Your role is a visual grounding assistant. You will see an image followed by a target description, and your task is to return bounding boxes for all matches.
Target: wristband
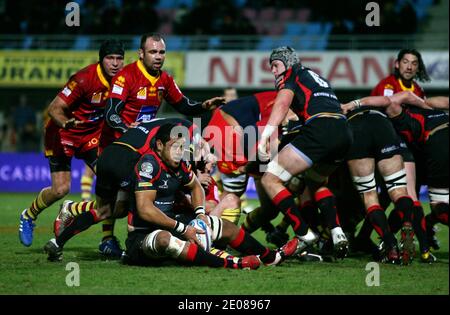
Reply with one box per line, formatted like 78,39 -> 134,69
194,206 -> 206,216
173,221 -> 187,234
352,99 -> 361,109
261,125 -> 277,140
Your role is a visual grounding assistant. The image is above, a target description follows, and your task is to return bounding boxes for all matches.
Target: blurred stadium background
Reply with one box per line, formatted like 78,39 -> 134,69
0,0 -> 448,192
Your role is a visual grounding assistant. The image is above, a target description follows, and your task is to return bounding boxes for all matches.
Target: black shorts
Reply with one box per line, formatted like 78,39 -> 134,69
425,126 -> 449,188
47,148 -> 98,173
346,110 -> 402,161
289,117 -> 352,165
95,143 -> 140,200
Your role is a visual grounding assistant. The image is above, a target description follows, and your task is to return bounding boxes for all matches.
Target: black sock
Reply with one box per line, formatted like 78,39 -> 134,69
388,209 -> 402,234
272,189 -> 309,236
412,201 -> 429,252
315,189 -> 340,229
394,196 -> 414,223
300,200 -> 320,231
356,217 -> 374,240
56,210 -> 99,247
367,205 -> 396,248
433,203 -> 449,225
229,227 -> 275,263
185,243 -> 226,268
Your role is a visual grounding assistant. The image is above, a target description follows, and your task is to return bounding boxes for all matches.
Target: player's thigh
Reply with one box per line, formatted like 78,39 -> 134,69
377,154 -> 404,176
347,158 -> 376,177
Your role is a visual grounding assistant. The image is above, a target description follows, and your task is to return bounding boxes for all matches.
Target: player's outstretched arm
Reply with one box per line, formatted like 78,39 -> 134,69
389,91 -> 430,109
425,96 -> 449,110
135,189 -> 204,246
48,95 -> 83,129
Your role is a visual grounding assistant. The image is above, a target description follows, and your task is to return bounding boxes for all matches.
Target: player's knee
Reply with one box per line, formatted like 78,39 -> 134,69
222,193 -> 241,209
265,161 -> 293,183
352,173 -> 376,194
383,169 -> 407,192
154,230 -> 172,251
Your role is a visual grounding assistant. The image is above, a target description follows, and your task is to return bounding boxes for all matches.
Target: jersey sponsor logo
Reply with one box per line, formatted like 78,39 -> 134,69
62,86 -> 72,97
139,162 -> 153,178
114,75 -> 125,87
383,89 -> 394,96
137,87 -> 147,100
157,87 -> 164,102
138,182 -> 153,188
381,144 -> 399,154
112,84 -> 123,95
148,86 -> 157,97
158,179 -> 169,189
136,107 -> 158,123
136,125 -> 150,134
91,92 -> 102,104
87,107 -> 104,122
119,180 -> 130,188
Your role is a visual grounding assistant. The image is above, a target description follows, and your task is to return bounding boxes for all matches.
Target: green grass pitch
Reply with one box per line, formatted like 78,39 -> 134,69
0,193 -> 448,294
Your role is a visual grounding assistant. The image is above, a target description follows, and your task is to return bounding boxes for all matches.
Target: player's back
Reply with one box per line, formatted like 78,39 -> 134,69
279,64 -> 341,121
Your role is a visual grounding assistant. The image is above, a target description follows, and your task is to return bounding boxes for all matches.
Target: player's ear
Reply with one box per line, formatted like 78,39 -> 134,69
138,48 -> 144,60
156,139 -> 163,151
394,60 -> 400,69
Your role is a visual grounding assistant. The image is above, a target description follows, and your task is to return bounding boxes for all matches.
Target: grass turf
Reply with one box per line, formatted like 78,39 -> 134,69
0,193 -> 448,295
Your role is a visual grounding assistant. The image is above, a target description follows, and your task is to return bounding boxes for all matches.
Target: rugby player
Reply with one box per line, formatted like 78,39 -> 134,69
18,40 -> 125,247
258,46 -> 352,257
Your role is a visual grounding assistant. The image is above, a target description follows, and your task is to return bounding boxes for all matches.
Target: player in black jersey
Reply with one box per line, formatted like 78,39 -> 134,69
44,118 -> 200,261
342,91 -> 446,263
258,47 -> 352,257
121,123 -> 295,268
342,92 -> 433,264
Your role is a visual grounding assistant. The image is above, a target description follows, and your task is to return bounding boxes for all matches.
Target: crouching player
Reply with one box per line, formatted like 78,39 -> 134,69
122,123 -> 296,268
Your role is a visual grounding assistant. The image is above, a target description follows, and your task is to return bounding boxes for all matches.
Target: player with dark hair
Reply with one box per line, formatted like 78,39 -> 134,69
123,123 -> 297,268
342,92 -> 447,263
258,46 -> 352,257
19,39 -> 125,247
371,48 -> 429,228
93,33 -> 224,257
44,118 -> 199,260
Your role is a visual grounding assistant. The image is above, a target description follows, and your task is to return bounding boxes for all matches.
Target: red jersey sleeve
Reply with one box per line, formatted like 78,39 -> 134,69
58,73 -> 86,106
205,178 -> 220,204
163,73 -> 184,104
371,77 -> 395,97
109,71 -> 130,102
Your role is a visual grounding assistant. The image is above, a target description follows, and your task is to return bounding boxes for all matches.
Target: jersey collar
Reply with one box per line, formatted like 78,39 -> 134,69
137,60 -> 160,86
96,64 -> 110,89
398,78 -> 415,92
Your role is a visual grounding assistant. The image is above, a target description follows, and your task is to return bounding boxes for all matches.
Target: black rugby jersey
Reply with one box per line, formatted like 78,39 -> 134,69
128,150 -> 194,231
276,64 -> 343,122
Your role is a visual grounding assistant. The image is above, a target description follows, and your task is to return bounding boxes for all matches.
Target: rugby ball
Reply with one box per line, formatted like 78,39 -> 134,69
189,219 -> 212,251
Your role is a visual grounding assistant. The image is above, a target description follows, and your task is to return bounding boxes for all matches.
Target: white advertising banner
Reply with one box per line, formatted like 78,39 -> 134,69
185,51 -> 448,89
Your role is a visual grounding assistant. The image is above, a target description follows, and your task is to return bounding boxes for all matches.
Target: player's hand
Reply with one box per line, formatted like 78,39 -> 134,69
62,118 -> 84,129
202,97 -> 226,110
340,102 -> 354,115
183,225 -> 204,246
197,171 -> 212,187
128,121 -> 140,128
257,138 -> 271,162
196,214 -> 213,231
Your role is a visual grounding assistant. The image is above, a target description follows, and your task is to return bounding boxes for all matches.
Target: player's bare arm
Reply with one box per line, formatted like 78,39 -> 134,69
135,189 -> 203,245
425,96 -> 449,110
48,95 -> 84,129
258,89 -> 294,160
